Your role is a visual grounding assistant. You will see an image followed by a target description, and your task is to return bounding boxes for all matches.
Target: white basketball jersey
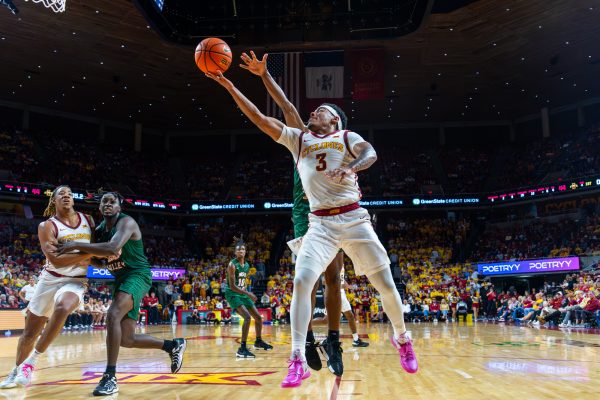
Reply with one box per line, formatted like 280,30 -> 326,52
46,212 -> 92,277
277,126 -> 366,211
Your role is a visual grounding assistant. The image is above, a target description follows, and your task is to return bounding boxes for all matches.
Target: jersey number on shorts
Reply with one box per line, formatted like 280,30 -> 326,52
315,153 -> 327,171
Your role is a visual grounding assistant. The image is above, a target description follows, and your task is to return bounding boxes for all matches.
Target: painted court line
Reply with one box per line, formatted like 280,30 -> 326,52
329,375 -> 342,400
453,369 -> 473,379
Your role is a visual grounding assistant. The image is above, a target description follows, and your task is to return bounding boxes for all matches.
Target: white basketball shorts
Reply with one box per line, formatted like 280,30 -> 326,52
28,270 -> 86,318
295,207 -> 390,277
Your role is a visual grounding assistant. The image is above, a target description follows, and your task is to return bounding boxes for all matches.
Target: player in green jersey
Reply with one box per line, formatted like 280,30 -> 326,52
55,191 -> 187,396
225,236 -> 273,358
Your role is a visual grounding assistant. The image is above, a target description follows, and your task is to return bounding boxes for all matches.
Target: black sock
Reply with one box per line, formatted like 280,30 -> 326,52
306,330 -> 315,343
105,365 -> 116,376
255,336 -> 261,342
328,330 -> 340,342
241,341 -> 247,349
162,339 -> 175,353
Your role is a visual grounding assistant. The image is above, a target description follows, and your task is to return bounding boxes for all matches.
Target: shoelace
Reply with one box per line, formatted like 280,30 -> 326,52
287,358 -> 303,373
22,366 -> 32,378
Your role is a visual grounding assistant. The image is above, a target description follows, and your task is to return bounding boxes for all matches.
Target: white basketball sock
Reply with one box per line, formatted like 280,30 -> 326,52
367,267 -> 407,338
290,268 -> 320,360
24,349 -> 43,366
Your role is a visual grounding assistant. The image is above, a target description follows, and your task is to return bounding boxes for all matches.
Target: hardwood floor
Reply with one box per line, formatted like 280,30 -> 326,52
0,321 -> 598,399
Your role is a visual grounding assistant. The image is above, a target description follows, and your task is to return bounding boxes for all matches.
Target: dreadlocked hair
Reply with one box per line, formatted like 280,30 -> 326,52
86,188 -> 125,206
232,235 -> 245,250
43,185 -> 71,217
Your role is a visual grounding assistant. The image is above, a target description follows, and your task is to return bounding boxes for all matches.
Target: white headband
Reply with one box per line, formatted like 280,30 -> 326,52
317,105 -> 343,130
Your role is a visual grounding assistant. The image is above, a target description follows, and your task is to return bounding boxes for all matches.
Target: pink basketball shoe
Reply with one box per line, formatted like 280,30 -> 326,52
390,334 -> 418,374
14,363 -> 34,387
281,351 -> 311,388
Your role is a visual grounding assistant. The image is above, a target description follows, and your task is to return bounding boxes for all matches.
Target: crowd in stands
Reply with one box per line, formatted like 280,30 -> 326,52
2,208 -> 599,330
1,124 -> 597,202
493,124 -> 600,191
229,152 -> 293,200
438,146 -> 491,194
470,212 -> 600,263
379,147 -> 437,196
185,155 -> 233,201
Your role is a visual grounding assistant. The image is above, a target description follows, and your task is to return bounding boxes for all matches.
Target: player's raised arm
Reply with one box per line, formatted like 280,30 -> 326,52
240,51 -> 306,131
206,71 -> 285,141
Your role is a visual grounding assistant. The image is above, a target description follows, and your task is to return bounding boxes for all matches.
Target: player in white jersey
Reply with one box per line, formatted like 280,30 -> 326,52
207,64 -> 418,388
0,185 -> 95,389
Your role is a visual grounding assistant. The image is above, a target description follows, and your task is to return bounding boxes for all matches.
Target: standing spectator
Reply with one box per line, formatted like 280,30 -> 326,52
163,280 -> 174,306
182,280 -> 192,302
143,292 -> 160,325
18,277 -> 36,307
486,287 -> 497,319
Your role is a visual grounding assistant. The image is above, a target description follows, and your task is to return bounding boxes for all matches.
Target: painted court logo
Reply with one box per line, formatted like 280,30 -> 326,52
40,371 -> 274,386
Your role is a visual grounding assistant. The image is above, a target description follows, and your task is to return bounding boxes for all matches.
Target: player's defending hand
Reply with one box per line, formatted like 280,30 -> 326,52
43,237 -> 59,254
205,71 -> 234,90
325,166 -> 354,183
53,241 -> 78,256
239,51 -> 268,77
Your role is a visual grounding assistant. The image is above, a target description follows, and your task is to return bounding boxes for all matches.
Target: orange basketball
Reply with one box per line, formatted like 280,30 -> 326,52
194,38 -> 232,74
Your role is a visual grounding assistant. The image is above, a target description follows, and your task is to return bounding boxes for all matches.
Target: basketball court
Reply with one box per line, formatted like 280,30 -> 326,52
1,323 -> 598,399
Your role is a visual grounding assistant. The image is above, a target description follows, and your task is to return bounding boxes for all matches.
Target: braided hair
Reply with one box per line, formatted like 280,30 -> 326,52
86,188 -> 125,206
232,235 -> 245,251
43,185 -> 71,217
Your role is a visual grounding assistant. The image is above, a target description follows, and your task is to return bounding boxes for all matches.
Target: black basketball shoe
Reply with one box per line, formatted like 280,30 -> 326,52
92,373 -> 118,396
236,347 -> 256,358
305,340 -> 322,371
253,338 -> 273,350
352,338 -> 370,347
169,338 -> 187,373
319,338 -> 343,376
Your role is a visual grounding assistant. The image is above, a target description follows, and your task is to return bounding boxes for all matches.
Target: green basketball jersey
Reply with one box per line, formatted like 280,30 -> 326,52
292,167 -> 310,238
226,258 -> 250,292
97,213 -> 150,279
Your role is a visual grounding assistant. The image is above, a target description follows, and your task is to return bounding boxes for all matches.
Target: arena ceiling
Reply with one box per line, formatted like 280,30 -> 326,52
0,0 -> 599,131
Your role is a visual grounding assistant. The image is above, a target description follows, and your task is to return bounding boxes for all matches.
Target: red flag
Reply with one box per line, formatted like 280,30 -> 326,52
350,49 -> 385,101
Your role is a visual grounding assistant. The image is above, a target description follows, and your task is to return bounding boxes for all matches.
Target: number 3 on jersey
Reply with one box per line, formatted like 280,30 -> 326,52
315,153 -> 327,171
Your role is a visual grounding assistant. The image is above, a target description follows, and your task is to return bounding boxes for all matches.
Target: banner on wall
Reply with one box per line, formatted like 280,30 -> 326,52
477,257 -> 580,276
350,48 -> 385,100
87,267 -> 186,281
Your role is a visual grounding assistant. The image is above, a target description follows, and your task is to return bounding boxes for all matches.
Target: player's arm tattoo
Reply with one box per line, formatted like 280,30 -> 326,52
348,142 -> 378,173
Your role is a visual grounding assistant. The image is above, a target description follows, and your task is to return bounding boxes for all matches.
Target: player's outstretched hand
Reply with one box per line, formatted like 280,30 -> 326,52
239,51 -> 268,77
205,71 -> 234,90
325,167 -> 353,183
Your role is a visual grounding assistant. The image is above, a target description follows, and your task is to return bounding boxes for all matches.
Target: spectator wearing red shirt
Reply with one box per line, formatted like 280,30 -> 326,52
577,292 -> 599,324
486,288 -> 497,318
143,292 -> 160,324
429,300 -> 441,321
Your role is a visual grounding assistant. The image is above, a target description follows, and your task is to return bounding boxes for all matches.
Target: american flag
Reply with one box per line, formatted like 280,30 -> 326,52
266,52 -> 302,118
